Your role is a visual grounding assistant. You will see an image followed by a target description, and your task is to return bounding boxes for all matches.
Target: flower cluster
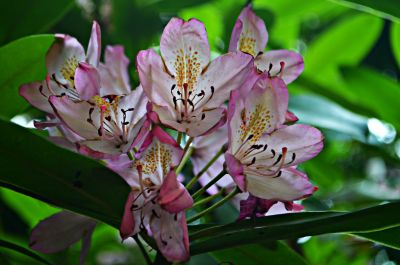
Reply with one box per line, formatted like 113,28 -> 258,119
21,5 -> 323,263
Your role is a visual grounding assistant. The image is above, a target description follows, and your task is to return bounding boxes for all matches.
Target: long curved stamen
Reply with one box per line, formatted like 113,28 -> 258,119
246,147 -> 288,177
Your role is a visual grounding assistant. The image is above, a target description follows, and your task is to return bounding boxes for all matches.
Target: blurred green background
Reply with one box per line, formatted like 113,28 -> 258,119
0,0 -> 399,264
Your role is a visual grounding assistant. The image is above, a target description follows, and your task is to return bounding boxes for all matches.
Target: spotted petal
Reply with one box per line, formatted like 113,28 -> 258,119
255,50 -> 304,84
229,4 -> 268,57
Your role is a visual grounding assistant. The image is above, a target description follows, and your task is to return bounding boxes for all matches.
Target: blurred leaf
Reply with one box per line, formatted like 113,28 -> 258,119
341,67 -> 400,130
289,93 -> 368,142
211,242 -> 309,265
305,13 -> 383,76
330,0 -> 400,22
0,35 -> 54,119
140,0 -> 213,12
0,119 -> 129,227
391,22 -> 400,67
353,226 -> 400,250
0,0 -> 74,45
190,202 -> 400,254
0,188 -> 58,228
0,239 -> 53,265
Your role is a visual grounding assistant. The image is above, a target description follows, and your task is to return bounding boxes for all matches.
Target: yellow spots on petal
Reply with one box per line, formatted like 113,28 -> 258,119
174,47 -> 201,91
239,31 -> 256,57
141,142 -> 172,176
240,104 -> 271,143
91,95 -> 120,117
61,56 -> 79,87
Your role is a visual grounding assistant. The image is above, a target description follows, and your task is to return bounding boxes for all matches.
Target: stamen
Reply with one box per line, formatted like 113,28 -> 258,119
279,61 -> 285,78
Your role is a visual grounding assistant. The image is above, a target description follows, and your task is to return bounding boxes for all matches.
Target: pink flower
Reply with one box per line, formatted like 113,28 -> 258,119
109,127 -> 193,262
224,73 -> 323,202
229,4 -> 304,93
137,18 -> 253,137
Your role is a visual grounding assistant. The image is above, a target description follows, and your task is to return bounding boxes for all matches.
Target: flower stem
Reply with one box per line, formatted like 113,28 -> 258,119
175,147 -> 194,176
182,136 -> 194,154
185,145 -> 225,190
133,235 -> 152,265
187,186 -> 240,223
177,132 -> 183,146
192,188 -> 226,208
191,169 -> 227,200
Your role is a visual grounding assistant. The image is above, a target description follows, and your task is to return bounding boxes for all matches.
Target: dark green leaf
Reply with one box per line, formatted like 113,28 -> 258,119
391,22 -> 400,67
0,0 -> 74,45
211,242 -> 309,265
0,35 -> 54,119
0,239 -> 53,265
190,202 -> 400,254
353,226 -> 400,250
0,119 -> 129,227
330,0 -> 400,22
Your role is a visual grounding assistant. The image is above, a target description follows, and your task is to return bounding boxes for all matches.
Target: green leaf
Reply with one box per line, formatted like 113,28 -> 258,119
353,226 -> 400,250
391,22 -> 400,67
340,67 -> 400,130
211,242 -> 309,265
0,188 -> 59,228
0,119 -> 130,227
330,0 -> 400,22
0,35 -> 54,119
0,0 -> 74,45
190,202 -> 400,254
0,239 -> 53,265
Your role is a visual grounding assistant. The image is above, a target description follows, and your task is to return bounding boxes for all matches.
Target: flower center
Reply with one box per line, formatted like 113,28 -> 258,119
61,56 -> 79,87
240,104 -> 270,144
140,142 -> 172,176
239,33 -> 256,57
174,47 -> 201,92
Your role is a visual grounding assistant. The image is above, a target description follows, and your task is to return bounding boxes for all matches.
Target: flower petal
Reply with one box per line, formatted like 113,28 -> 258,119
225,153 -> 246,191
86,21 -> 101,67
99,45 -> 131,96
160,18 -> 210,77
29,211 -> 96,254
229,4 -> 268,57
196,51 -> 253,109
246,167 -> 315,201
46,34 -> 85,85
136,49 -> 176,108
74,62 -> 100,100
120,191 -> 137,240
158,171 -> 193,213
150,209 -> 190,262
255,50 -> 304,84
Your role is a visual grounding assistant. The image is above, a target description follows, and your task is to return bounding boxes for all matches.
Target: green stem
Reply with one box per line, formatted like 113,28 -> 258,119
177,132 -> 183,146
175,147 -> 194,175
192,188 -> 226,208
192,169 -> 227,200
133,235 -> 152,265
182,136 -> 194,154
187,187 -> 240,223
185,145 -> 225,190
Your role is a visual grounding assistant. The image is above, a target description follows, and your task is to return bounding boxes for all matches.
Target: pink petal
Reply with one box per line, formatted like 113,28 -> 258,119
86,21 -> 101,67
160,17 -> 210,77
136,49 -> 176,108
46,34 -> 85,85
150,210 -> 190,262
120,191 -> 137,240
238,194 -> 277,220
158,171 -> 193,213
196,51 -> 253,109
74,62 -> 101,100
246,167 -> 315,201
229,4 -> 268,57
255,50 -> 304,84
225,153 -> 246,191
29,211 -> 96,254
99,45 -> 131,96
152,126 -> 181,149
285,110 -> 299,123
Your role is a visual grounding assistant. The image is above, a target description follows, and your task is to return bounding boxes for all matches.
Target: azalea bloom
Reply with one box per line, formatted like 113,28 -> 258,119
191,126 -> 234,194
137,17 -> 253,137
224,73 -> 323,202
30,211 -> 96,265
229,4 -> 304,93
109,127 -> 193,262
48,85 -> 148,155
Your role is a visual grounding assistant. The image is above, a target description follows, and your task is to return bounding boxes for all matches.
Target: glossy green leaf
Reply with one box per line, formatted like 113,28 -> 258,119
0,239 -> 53,265
211,242 -> 309,265
0,119 -> 130,227
330,0 -> 400,22
190,202 -> 400,254
0,35 -> 54,119
0,0 -> 74,45
391,22 -> 400,67
353,226 -> 400,250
